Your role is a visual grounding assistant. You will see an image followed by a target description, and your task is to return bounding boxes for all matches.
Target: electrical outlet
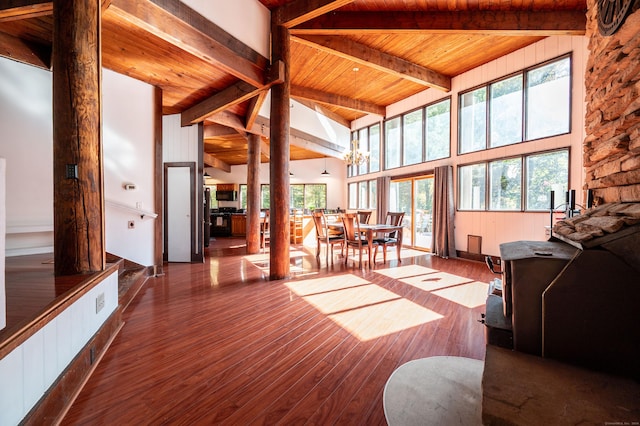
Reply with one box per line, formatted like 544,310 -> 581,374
96,292 -> 105,313
128,220 -> 135,229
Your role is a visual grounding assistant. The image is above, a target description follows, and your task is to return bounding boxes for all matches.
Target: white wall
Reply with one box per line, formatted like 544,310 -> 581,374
103,69 -> 157,266
0,57 -> 157,265
206,157 -> 348,211
0,57 -> 54,256
350,35 -> 588,257
162,114 -> 202,253
0,158 -> 5,331
182,0 -> 271,58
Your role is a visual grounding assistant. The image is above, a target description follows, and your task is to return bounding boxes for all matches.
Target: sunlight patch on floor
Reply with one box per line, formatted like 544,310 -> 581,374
400,271 -> 474,292
330,298 -> 443,341
432,281 -> 489,308
399,248 -> 430,260
374,264 -> 438,279
286,274 -> 442,341
285,274 -> 370,297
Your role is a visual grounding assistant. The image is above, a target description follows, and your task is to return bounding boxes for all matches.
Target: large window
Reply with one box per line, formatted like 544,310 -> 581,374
240,184 -> 327,211
458,55 -> 571,154
348,179 -> 377,210
369,124 -> 380,173
458,149 -> 569,212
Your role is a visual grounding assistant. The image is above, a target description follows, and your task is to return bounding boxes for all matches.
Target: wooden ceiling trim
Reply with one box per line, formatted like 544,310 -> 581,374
180,60 -> 284,126
204,152 -> 231,173
109,0 -> 267,87
293,35 -> 451,91
0,29 -> 49,68
291,84 -> 386,116
291,10 -> 587,36
0,0 -> 51,22
274,0 -> 356,28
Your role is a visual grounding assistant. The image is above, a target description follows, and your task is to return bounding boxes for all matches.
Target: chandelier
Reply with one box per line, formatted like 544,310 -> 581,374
343,138 -> 370,166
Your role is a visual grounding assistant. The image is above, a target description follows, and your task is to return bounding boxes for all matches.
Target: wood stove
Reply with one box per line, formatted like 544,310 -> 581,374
484,202 -> 640,379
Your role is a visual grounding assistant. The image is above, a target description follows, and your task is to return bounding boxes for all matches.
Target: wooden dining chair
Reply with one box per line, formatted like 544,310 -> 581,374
311,211 -> 344,265
260,209 -> 270,249
356,210 -> 372,224
342,212 -> 378,269
374,211 -> 405,263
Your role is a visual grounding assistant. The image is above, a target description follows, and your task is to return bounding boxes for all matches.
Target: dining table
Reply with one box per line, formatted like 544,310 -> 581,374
327,218 -> 403,268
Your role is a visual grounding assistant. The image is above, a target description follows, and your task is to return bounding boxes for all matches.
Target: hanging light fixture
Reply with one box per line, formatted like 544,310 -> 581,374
321,157 -> 330,175
343,67 -> 369,166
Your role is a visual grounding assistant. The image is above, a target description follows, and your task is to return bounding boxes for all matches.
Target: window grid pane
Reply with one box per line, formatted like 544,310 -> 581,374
385,117 -> 401,169
526,57 -> 571,140
490,75 -> 523,148
489,158 -> 522,210
426,99 -> 450,161
368,180 -> 377,210
525,150 -> 569,211
403,109 -> 423,166
358,128 -> 369,175
369,124 -> 380,172
348,183 -> 357,209
358,181 -> 368,209
459,87 -> 487,154
458,164 -> 486,210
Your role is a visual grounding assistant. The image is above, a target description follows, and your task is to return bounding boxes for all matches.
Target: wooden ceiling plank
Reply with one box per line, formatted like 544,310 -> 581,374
294,35 -> 451,92
0,29 -> 50,69
0,0 -> 51,21
203,124 -> 242,138
110,0 -> 267,87
181,59 -> 285,126
274,0 -> 356,28
204,152 -> 231,173
291,10 -> 587,36
291,84 -> 386,116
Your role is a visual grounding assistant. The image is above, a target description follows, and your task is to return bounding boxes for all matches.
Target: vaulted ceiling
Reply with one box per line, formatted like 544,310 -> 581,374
0,0 -> 587,169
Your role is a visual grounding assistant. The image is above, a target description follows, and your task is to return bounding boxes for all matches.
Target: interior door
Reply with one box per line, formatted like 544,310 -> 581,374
165,163 -> 194,262
390,175 -> 434,250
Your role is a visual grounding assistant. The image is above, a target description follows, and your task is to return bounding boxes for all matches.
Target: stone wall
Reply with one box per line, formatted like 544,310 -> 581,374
584,0 -> 640,203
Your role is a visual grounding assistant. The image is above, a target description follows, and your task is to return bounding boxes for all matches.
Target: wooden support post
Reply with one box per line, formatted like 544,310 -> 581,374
153,86 -> 164,275
246,134 -> 261,254
269,23 -> 291,280
52,0 -> 105,276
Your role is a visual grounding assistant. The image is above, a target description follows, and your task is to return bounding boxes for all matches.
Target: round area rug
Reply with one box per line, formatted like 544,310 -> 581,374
383,356 -> 483,426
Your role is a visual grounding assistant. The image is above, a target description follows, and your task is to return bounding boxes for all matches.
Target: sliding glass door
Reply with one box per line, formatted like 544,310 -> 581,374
389,175 -> 434,250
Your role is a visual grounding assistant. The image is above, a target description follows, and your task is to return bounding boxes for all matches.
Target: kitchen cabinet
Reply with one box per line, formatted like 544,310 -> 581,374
231,214 -> 246,236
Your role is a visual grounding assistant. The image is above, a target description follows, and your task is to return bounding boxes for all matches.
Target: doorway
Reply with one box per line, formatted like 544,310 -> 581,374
389,175 -> 434,250
164,162 -> 195,262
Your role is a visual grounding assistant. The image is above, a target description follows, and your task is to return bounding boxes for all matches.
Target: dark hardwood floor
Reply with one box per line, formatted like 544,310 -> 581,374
61,238 -> 495,425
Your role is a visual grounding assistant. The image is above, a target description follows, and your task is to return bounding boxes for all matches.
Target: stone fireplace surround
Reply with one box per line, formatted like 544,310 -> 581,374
584,0 -> 640,204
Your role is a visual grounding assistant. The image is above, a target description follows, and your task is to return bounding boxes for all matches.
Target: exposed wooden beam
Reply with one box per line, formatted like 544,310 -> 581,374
291,85 -> 386,116
203,152 -> 231,173
0,0 -> 51,21
0,30 -> 50,69
294,35 -> 451,92
205,111 -> 256,134
255,116 -> 345,159
274,0 -> 355,28
181,60 -> 285,126
203,124 -> 245,138
294,99 -> 350,128
110,0 -> 268,87
291,10 -> 587,36
245,90 -> 268,132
